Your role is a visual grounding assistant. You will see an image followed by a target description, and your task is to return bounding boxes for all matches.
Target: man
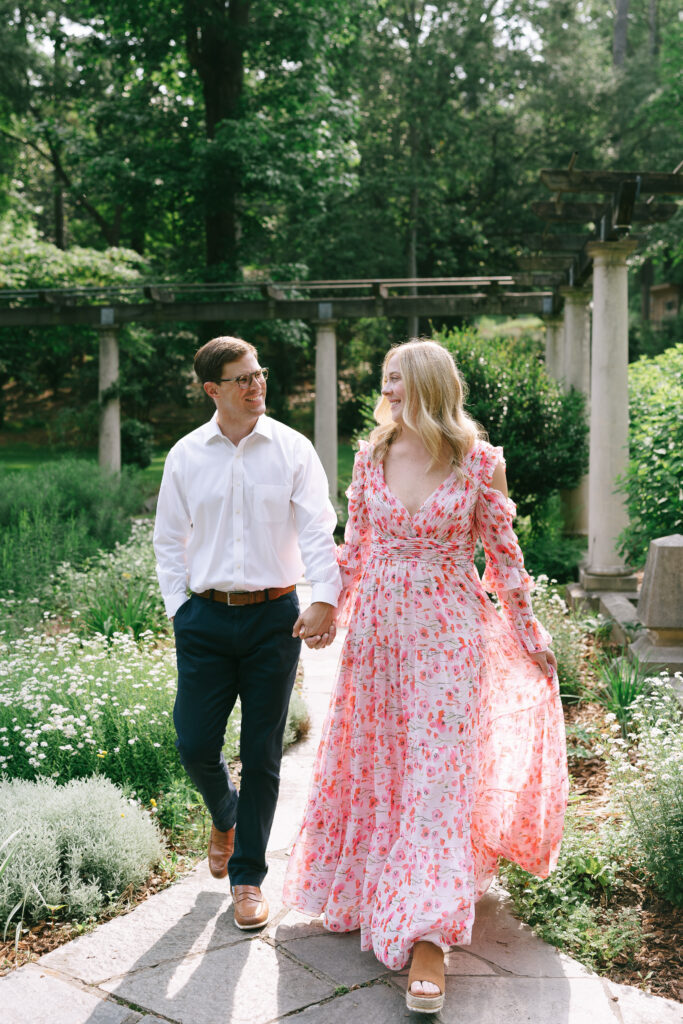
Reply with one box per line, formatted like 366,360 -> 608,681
154,335 -> 340,930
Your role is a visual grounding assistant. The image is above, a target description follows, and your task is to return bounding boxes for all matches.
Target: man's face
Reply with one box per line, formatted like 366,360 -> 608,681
204,352 -> 267,424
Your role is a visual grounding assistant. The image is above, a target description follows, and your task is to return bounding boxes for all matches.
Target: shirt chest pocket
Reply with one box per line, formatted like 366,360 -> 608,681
254,483 -> 291,523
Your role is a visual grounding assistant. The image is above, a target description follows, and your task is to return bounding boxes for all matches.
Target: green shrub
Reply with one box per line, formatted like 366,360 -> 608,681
155,776 -> 209,851
51,518 -> 167,639
515,495 -> 587,584
628,765 -> 683,907
529,576 -> 587,703
350,331 -> 589,577
0,458 -> 145,596
0,507 -> 93,608
79,579 -> 162,640
618,343 -> 683,565
122,419 -> 155,469
586,654 -> 652,738
436,328 -> 589,519
0,776 -> 164,926
282,687 -> 310,749
605,678 -> 683,907
499,807 -> 641,972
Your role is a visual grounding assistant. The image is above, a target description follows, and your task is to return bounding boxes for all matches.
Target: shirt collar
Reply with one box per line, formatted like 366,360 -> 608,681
202,411 -> 273,445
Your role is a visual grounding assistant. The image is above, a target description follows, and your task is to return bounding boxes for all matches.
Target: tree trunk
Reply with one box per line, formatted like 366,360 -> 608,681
407,183 -> 419,339
184,0 -> 250,276
640,260 -> 654,322
613,0 -> 629,66
54,178 -> 65,249
648,0 -> 659,57
405,1 -> 420,340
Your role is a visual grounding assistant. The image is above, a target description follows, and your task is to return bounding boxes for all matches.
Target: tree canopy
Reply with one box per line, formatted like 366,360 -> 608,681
1,0 -> 680,284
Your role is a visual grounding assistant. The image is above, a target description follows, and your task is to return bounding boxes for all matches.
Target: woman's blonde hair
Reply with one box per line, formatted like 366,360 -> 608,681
369,339 -> 484,469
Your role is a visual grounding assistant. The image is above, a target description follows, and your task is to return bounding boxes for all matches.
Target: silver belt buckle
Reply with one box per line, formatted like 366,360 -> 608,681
226,591 -> 247,606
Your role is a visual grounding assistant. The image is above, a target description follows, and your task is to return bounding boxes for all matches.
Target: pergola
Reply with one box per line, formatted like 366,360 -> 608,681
519,163 -> 683,593
0,275 -> 555,499
1,163 -> 681,594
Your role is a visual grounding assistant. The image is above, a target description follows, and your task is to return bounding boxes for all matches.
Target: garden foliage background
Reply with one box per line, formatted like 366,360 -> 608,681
0,0 -> 682,455
0,0 -> 682,997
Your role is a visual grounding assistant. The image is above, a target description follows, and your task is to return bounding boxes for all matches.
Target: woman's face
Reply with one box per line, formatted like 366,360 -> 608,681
381,353 -> 406,423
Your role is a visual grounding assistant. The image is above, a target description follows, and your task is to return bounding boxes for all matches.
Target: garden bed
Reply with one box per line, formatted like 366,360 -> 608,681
2,698 -> 680,1002
561,702 -> 682,1001
0,480 -> 679,1003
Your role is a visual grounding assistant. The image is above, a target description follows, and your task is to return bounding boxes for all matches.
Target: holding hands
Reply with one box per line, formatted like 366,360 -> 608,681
292,601 -> 337,649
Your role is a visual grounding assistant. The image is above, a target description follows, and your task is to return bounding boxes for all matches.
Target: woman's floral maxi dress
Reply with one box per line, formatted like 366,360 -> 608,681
283,439 -> 568,970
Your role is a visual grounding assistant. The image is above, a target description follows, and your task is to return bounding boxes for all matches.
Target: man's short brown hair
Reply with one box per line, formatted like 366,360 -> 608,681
193,336 -> 258,384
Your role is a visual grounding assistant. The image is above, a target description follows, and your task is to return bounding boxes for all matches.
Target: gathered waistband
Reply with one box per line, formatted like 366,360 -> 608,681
370,540 -> 473,566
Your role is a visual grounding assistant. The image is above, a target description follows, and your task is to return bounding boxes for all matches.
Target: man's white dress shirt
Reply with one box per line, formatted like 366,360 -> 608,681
154,413 -> 342,618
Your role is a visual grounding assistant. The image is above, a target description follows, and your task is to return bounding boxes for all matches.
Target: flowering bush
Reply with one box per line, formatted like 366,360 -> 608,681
0,627 -> 240,801
602,675 -> 683,907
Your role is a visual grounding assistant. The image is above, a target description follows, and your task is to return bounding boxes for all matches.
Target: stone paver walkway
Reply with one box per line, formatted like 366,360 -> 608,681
2,584 -> 681,1024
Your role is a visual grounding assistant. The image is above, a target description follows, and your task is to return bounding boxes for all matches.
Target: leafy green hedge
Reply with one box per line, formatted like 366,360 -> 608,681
0,458 -> 144,597
437,328 -> 588,517
618,342 -> 683,565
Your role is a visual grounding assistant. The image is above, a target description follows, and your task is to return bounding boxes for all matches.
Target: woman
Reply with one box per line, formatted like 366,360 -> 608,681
284,340 -> 568,1013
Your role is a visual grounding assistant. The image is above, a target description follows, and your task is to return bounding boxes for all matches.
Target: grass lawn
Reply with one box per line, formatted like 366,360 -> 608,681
337,441 -> 355,495
0,442 -> 357,497
0,441 -> 71,470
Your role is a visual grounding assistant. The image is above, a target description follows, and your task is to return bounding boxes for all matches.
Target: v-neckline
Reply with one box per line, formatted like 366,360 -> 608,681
380,459 -> 456,520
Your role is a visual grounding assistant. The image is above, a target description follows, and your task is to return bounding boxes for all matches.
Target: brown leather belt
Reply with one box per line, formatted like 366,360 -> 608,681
193,585 -> 295,606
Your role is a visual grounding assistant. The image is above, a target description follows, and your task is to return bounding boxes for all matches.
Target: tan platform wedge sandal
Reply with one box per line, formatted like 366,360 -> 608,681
405,940 -> 445,1014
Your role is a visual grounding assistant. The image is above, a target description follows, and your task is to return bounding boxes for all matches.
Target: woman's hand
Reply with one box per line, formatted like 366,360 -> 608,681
528,648 -> 557,679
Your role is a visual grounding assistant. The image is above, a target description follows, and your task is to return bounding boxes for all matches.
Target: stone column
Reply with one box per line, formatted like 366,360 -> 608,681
314,320 -> 338,499
542,316 -> 564,382
97,321 -> 121,474
559,287 -> 591,534
581,239 -> 638,588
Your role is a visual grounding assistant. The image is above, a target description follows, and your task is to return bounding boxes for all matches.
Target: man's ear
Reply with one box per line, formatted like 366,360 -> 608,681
203,380 -> 219,402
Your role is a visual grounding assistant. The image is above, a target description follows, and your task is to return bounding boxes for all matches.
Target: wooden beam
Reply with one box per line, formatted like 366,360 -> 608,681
532,201 -> 677,223
610,180 -> 638,232
511,273 -> 567,288
540,169 -> 683,195
521,234 -> 589,252
0,291 -> 555,329
518,255 -> 575,270
143,285 -> 175,302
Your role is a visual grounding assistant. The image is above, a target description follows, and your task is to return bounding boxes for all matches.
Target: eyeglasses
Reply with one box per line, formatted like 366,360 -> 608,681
217,368 -> 269,389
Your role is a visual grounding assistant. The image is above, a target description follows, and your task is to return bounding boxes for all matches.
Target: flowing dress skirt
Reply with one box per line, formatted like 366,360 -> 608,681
284,548 -> 568,970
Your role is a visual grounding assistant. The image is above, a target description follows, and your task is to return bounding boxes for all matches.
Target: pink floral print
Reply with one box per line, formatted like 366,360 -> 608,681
283,439 -> 568,970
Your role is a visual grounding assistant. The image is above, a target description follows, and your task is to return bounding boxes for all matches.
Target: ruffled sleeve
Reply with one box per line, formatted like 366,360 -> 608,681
474,443 -> 552,655
336,442 -> 373,627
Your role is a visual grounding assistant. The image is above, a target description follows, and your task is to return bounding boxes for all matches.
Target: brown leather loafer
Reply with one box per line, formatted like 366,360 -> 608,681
231,884 -> 269,930
208,824 -> 235,879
